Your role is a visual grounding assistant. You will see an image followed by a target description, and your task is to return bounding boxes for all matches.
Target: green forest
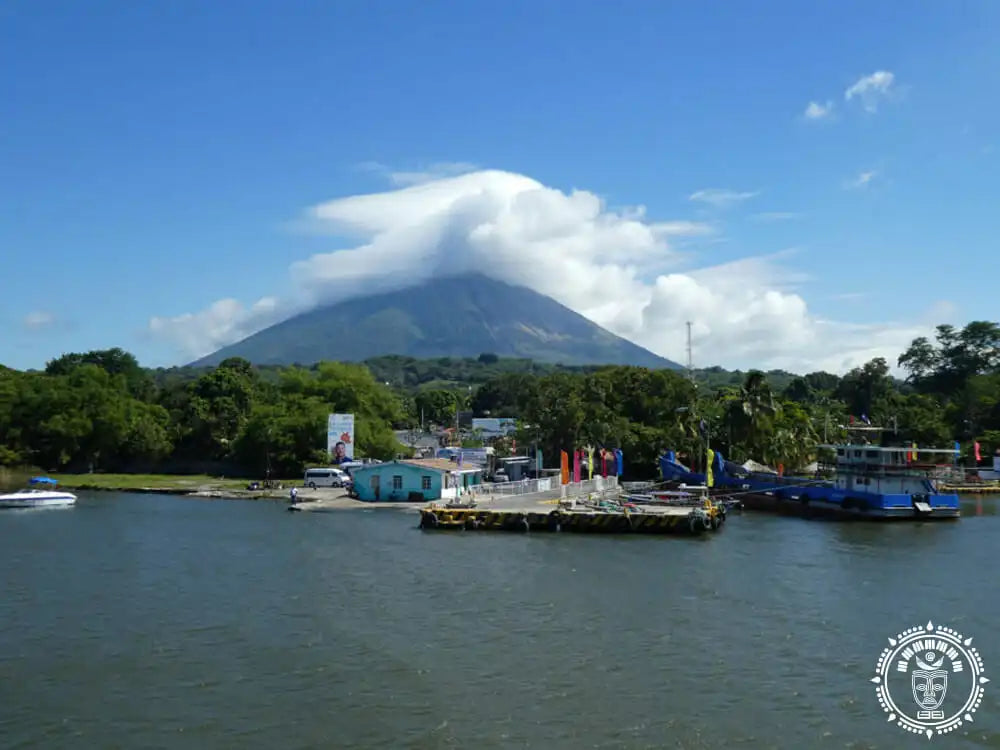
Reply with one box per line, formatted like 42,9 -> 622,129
1,321 -> 998,479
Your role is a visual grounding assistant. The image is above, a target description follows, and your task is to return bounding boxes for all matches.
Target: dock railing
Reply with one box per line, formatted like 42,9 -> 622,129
469,477 -> 555,499
462,475 -> 620,505
560,476 -> 619,498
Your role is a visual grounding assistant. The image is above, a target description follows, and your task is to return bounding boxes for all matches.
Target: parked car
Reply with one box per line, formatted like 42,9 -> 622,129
303,467 -> 350,489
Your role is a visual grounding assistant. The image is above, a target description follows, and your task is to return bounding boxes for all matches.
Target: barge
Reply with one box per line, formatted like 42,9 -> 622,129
418,495 -> 727,536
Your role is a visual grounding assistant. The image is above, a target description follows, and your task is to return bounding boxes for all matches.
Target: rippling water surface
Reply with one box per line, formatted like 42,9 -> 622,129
2,492 -> 1000,749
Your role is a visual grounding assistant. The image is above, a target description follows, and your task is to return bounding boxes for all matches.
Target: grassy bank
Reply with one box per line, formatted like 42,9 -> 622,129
51,473 -> 296,493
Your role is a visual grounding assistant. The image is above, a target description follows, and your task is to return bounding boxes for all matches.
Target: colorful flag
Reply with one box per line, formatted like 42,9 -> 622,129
706,448 -> 715,488
572,450 -> 581,483
975,441 -> 982,462
587,446 -> 594,480
536,447 -> 543,471
560,450 -> 569,485
614,448 -> 623,476
601,449 -> 608,477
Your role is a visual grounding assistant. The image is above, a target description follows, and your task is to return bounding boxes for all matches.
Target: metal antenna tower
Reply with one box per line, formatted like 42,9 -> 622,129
686,321 -> 694,382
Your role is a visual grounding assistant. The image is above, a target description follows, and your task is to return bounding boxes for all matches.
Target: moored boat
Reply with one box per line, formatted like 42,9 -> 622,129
628,483 -> 742,517
0,477 -> 77,509
659,424 -> 961,520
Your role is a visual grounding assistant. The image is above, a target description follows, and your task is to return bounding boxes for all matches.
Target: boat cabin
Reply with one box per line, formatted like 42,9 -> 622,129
820,426 -> 957,496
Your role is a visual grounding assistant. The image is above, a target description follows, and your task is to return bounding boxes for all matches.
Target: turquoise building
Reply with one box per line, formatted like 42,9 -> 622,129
350,458 -> 483,502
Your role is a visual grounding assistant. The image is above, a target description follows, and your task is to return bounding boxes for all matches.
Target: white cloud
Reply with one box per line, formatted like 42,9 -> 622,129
844,71 -> 895,112
149,297 -> 283,360
358,160 -> 479,187
23,311 -> 56,330
688,188 -> 759,209
750,211 -> 801,222
655,220 -> 716,237
803,100 -> 833,120
920,300 -> 958,326
828,292 -> 868,301
149,169 -> 938,373
845,169 -> 878,189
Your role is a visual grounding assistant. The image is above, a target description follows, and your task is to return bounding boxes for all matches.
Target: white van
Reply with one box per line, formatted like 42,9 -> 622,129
303,467 -> 349,488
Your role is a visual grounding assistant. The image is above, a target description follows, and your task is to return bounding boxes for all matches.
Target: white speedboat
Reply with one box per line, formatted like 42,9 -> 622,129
0,477 -> 76,508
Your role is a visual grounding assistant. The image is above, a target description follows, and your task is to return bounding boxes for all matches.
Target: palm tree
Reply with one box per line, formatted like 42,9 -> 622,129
731,371 -> 777,460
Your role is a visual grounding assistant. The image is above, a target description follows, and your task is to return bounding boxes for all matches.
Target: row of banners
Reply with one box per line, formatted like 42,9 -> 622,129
558,448 -> 623,484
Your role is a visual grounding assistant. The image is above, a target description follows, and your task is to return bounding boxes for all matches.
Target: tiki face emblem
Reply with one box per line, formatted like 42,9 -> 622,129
912,651 -> 948,712
873,622 -> 987,738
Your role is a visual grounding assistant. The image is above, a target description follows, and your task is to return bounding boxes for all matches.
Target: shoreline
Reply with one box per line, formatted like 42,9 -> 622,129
54,477 -> 422,508
48,473 -> 301,500
66,484 -> 297,500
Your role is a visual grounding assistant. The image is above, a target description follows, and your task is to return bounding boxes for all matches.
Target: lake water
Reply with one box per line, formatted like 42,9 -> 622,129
2,492 -> 1000,749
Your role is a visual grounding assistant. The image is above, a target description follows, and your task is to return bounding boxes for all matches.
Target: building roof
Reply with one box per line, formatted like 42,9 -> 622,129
400,458 -> 482,473
350,458 -> 483,475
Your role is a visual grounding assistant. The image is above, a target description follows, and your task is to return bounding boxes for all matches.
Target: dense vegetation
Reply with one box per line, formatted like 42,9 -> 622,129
0,351 -> 405,477
1,321 -> 997,479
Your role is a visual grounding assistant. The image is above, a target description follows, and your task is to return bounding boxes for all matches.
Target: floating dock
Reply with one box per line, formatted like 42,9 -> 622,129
940,484 -> 1000,495
418,499 -> 727,536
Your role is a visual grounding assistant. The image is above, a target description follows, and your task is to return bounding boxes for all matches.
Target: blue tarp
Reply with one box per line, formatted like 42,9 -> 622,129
29,476 -> 58,485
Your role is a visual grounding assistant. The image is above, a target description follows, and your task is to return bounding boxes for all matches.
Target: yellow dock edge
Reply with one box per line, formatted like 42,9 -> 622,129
941,484 -> 1000,494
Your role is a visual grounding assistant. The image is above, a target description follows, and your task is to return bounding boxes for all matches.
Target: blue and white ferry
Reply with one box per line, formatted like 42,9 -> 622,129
659,425 -> 961,520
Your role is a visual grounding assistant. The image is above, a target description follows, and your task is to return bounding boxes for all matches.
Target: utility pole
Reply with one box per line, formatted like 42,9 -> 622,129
686,321 -> 694,384
685,322 -> 703,471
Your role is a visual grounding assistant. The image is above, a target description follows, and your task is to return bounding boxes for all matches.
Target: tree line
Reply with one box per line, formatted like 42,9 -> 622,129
1,321 -> 997,478
0,351 -> 405,477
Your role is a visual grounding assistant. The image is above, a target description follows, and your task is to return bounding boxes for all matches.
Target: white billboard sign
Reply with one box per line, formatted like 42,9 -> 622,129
328,413 -> 355,463
471,417 -> 517,438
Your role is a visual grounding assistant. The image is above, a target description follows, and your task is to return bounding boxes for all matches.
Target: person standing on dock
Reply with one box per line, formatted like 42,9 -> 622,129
290,486 -> 298,503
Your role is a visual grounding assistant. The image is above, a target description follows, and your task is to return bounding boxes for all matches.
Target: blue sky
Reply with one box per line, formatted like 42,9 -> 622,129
2,1 -> 998,372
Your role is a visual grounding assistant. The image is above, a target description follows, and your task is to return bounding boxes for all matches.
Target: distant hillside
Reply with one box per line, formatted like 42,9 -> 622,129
191,273 -> 680,369
153,355 -> 804,396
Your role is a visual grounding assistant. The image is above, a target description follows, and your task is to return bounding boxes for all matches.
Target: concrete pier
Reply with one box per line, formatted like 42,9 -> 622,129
418,497 -> 727,536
